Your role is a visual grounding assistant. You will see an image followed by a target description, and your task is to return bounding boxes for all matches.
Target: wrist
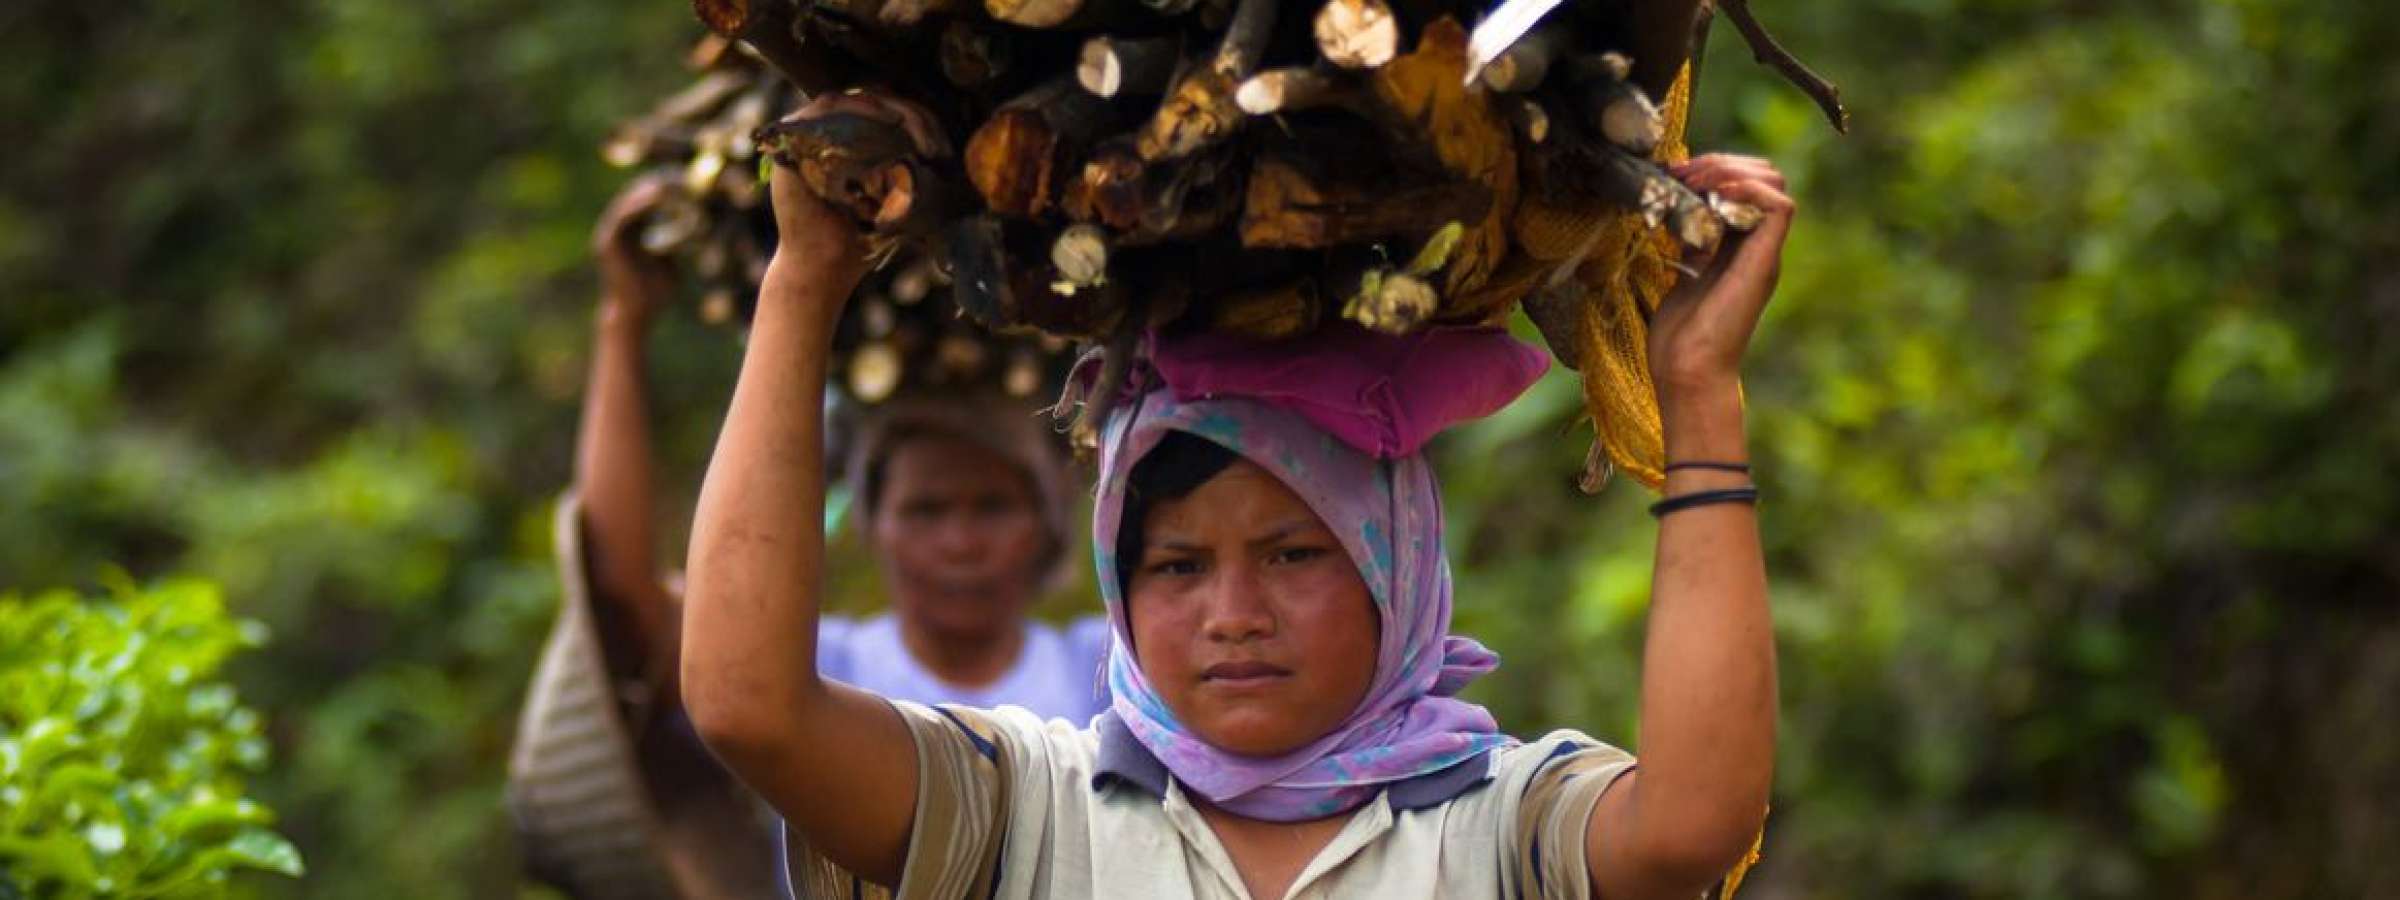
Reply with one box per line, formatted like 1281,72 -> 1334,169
1657,377 -> 1747,463
598,297 -> 656,338
763,249 -> 863,326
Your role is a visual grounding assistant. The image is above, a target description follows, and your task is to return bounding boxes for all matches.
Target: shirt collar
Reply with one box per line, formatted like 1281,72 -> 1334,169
1088,711 -> 1498,812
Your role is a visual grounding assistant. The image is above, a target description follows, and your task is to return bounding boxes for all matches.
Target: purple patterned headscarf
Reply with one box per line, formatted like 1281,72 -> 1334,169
1090,324 -> 1548,821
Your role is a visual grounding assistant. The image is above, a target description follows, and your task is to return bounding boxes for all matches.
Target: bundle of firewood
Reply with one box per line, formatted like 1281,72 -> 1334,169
635,0 -> 1845,480
605,36 -> 1074,405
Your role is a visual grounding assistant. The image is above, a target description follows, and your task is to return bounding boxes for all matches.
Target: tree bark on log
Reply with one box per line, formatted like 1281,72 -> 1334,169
1135,0 -> 1274,160
692,0 -> 843,94
1239,152 -> 1491,249
964,77 -> 1132,217
1313,0 -> 1401,70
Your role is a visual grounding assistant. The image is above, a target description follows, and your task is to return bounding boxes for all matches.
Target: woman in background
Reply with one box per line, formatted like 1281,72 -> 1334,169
508,173 -> 1105,900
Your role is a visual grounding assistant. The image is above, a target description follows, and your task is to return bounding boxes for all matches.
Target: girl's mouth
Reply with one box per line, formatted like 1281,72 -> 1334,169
1201,660 -> 1293,686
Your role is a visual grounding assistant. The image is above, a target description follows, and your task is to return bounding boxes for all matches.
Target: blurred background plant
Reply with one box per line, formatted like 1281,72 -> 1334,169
0,577 -> 302,897
0,0 -> 2392,896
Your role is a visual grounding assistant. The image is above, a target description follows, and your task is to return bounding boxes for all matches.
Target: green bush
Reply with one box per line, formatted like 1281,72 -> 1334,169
0,577 -> 302,898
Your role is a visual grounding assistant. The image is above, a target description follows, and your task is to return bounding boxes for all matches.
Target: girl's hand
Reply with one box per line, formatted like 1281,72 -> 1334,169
1648,154 -> 1797,404
764,90 -> 947,298
592,173 -> 682,328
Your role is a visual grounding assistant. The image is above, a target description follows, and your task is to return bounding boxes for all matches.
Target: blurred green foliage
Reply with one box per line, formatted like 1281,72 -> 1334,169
0,578 -> 302,897
1,0 -> 2394,897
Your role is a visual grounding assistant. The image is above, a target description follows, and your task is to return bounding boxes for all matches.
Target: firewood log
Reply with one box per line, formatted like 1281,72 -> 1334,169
1314,0 -> 1401,70
1240,152 -> 1490,250
948,216 -> 1129,338
1474,21 -> 1571,93
754,113 -> 960,238
1572,53 -> 1664,156
1135,0 -> 1274,161
1077,35 -> 1180,98
1204,279 -> 1325,341
987,0 -> 1144,30
691,0 -> 843,94
940,20 -> 1013,87
965,77 -> 1134,217
1234,67 -> 1369,116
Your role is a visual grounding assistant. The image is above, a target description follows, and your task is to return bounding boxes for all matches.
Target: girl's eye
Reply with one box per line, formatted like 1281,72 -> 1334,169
1148,558 -> 1203,577
1272,546 -> 1329,565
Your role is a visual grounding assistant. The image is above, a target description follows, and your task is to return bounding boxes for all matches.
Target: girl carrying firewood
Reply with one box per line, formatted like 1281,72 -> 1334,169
508,173 -> 1108,899
684,91 -> 1788,900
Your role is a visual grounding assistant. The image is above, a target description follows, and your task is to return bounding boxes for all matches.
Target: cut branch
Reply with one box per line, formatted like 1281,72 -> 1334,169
1313,0 -> 1401,70
1203,279 -> 1324,341
964,78 -> 1130,217
754,112 -> 937,229
1474,22 -> 1571,93
1240,153 -> 1491,249
986,0 -> 1139,29
1330,249 -> 1437,334
940,21 -> 1012,87
1077,35 -> 1180,98
691,0 -> 842,95
1051,224 -> 1112,288
1234,67 -> 1368,116
1718,0 -> 1849,132
1135,0 -> 1275,160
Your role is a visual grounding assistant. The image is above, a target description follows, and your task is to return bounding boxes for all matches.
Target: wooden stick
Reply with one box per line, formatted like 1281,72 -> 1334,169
986,0 -> 1136,29
1063,139 -> 1149,230
1475,21 -> 1570,93
1206,280 -> 1324,340
1571,53 -> 1663,155
875,0 -> 964,27
1136,0 -> 1275,160
1070,323 -> 1140,452
1340,266 -> 1437,334
753,112 -> 925,226
1240,153 -> 1491,249
1625,0 -> 1707,100
1719,0 -> 1850,133
691,0 -> 842,95
1314,0 -> 1401,70
964,78 -> 1127,217
1234,67 -> 1365,116
1051,224 -> 1112,289
1078,35 -> 1180,98
940,20 -> 1012,87
1519,276 -> 1586,370
948,216 -> 1129,338
1509,97 -> 1552,144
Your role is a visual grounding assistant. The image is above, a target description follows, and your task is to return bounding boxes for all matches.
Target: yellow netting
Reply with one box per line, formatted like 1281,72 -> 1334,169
1506,65 -> 1696,491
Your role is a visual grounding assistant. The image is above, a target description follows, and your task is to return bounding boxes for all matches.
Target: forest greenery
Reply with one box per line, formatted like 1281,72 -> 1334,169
1,0 -> 2394,896
0,577 -> 302,897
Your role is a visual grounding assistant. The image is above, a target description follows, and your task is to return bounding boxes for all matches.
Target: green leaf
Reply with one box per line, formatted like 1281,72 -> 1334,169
221,829 -> 304,878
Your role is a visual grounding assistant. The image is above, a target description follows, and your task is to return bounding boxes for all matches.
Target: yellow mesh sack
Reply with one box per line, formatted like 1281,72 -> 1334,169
1507,64 -> 1697,491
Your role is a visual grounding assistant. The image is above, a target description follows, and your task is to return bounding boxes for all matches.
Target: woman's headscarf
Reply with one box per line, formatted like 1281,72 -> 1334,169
1089,323 -> 1550,821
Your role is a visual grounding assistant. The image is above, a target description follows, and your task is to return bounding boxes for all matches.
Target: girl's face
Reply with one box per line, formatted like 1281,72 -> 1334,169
1126,459 -> 1380,758
871,434 -> 1049,638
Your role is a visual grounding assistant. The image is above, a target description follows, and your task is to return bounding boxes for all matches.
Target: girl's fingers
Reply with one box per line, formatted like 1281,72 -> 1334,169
1675,156 -> 1786,195
1707,179 -> 1794,318
784,94 -> 950,158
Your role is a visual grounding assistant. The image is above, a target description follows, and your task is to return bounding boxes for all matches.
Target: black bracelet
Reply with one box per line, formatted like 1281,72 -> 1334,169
1648,486 -> 1760,519
1664,460 -> 1753,474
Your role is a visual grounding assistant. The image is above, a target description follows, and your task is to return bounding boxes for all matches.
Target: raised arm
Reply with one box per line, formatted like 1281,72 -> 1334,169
680,94 -> 947,888
1587,154 -> 1789,900
576,176 -> 683,678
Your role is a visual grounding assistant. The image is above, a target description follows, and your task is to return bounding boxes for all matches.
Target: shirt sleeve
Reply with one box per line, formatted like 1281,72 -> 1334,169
778,700 -> 1016,900
1511,741 -> 1637,900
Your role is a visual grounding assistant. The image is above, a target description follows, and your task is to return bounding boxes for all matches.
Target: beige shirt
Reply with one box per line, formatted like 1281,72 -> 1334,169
786,701 -> 1637,900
